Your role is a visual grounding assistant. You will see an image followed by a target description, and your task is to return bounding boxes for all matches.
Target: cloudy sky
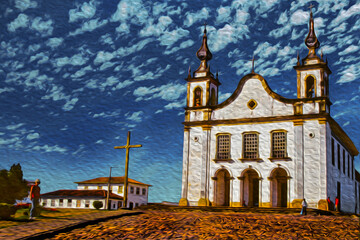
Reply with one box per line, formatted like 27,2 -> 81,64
1,0 -> 359,203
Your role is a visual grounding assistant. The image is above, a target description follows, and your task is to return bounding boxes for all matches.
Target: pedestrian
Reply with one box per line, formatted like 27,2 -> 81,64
300,198 -> 307,215
29,179 -> 41,220
327,196 -> 331,211
335,196 -> 339,211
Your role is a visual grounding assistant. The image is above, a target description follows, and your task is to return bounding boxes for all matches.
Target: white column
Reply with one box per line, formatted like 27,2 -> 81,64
294,120 -> 304,199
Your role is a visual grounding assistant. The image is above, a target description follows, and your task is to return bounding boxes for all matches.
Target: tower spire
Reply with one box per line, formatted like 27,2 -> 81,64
304,4 -> 320,58
194,23 -> 213,77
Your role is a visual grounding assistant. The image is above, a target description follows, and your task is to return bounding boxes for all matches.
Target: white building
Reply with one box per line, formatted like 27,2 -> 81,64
41,176 -> 151,209
179,9 -> 359,213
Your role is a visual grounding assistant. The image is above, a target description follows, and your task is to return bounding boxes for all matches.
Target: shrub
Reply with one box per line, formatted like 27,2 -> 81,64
0,203 -> 17,219
93,201 -> 103,210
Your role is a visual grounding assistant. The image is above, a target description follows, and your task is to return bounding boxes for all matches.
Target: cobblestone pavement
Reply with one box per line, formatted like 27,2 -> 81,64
46,211 -> 359,239
0,210 -> 140,240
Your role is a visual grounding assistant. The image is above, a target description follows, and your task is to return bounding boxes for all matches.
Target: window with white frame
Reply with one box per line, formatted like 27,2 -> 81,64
130,186 -> 134,194
85,200 -> 90,208
136,187 -> 140,195
51,199 -> 55,207
59,199 -> 63,207
216,134 -> 230,159
67,199 -> 72,207
142,188 -> 146,195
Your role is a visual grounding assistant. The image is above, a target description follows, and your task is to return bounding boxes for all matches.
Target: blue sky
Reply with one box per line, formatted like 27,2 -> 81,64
0,0 -> 359,203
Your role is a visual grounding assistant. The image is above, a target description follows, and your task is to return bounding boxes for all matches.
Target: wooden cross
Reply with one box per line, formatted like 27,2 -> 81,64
249,55 -> 257,73
308,3 -> 314,12
114,131 -> 142,208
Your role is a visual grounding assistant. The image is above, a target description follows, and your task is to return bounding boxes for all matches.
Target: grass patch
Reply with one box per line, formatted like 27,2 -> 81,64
0,208 -> 110,229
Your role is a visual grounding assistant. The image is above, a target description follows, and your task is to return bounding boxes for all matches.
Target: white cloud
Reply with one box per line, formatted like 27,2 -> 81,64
31,17 -> 53,35
337,64 -> 360,84
290,9 -> 308,25
112,80 -> 133,90
93,110 -> 121,118
330,3 -> 360,27
6,70 -> 53,90
7,13 -> 29,32
6,123 -> 25,130
269,25 -> 291,38
0,87 -> 15,94
30,52 -> 49,64
153,2 -> 181,16
69,18 -> 108,36
133,83 -> 186,102
63,98 -> 78,111
111,0 -> 149,25
125,111 -> 144,122
46,38 -> 64,48
15,0 -> 38,11
69,0 -> 97,22
133,64 -> 171,82
338,45 -> 359,56
216,6 -> 232,24
218,92 -> 231,103
27,132 -> 40,140
164,39 -> 194,55
158,28 -> 189,47
184,7 -> 209,27
94,51 -> 114,65
53,53 -> 89,67
71,65 -> 93,79
99,34 -> 114,45
235,9 -> 249,24
32,144 -> 67,153
95,139 -> 104,144
116,38 -> 154,57
115,22 -> 130,34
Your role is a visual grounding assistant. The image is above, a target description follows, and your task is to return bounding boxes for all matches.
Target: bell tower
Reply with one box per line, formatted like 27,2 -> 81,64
293,6 -> 331,105
185,25 -> 221,121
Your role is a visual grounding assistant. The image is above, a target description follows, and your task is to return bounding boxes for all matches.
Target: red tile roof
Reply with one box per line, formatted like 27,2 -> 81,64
74,176 -> 151,186
41,190 -> 123,200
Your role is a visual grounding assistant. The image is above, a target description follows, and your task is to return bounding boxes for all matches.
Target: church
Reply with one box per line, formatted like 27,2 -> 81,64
179,9 -> 360,213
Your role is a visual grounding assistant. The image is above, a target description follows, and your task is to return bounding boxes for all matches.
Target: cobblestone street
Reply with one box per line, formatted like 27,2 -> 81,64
46,210 -> 359,239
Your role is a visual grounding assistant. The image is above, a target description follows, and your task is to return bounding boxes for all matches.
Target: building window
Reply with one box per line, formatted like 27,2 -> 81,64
84,186 -> 88,190
243,133 -> 259,159
193,87 -> 202,107
136,187 -> 140,195
118,186 -> 123,194
59,199 -> 63,207
130,186 -> 134,194
216,134 -> 231,159
135,203 -> 139,207
337,144 -> 340,170
142,188 -> 146,195
42,199 -> 47,207
85,200 -> 90,208
97,186 -> 101,190
51,199 -> 55,207
271,131 -> 286,158
331,138 -> 335,166
67,199 -> 72,207
76,200 -> 81,208
305,76 -> 315,98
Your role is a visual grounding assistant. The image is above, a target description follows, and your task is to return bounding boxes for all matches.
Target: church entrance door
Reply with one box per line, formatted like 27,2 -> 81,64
270,168 -> 288,207
214,169 -> 230,206
242,169 -> 260,207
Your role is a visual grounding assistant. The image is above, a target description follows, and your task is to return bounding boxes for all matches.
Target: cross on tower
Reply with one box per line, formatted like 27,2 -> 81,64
308,3 -> 314,12
114,131 -> 142,208
249,55 -> 257,73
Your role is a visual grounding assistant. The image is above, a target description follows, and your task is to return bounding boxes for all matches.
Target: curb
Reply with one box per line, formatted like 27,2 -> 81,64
18,211 -> 143,240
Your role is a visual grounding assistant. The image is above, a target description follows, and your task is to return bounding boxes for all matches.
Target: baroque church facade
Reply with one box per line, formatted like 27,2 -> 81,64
179,9 -> 359,213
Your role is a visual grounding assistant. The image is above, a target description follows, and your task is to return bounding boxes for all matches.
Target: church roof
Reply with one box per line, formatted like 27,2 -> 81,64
74,176 -> 152,186
41,190 -> 123,200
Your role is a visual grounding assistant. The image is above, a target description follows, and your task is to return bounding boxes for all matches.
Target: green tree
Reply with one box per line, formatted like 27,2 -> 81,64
0,164 -> 29,204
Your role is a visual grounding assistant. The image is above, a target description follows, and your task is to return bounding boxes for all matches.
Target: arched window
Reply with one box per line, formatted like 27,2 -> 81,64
193,87 -> 202,107
305,76 -> 315,98
210,88 -> 216,105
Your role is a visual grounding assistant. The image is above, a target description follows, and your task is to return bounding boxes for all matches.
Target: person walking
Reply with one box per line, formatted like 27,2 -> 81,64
335,196 -> 339,212
327,196 -> 331,211
300,198 -> 307,215
29,179 -> 41,220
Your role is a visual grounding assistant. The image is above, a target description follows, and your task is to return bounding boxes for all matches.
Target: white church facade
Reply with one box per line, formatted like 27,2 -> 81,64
179,9 -> 359,213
